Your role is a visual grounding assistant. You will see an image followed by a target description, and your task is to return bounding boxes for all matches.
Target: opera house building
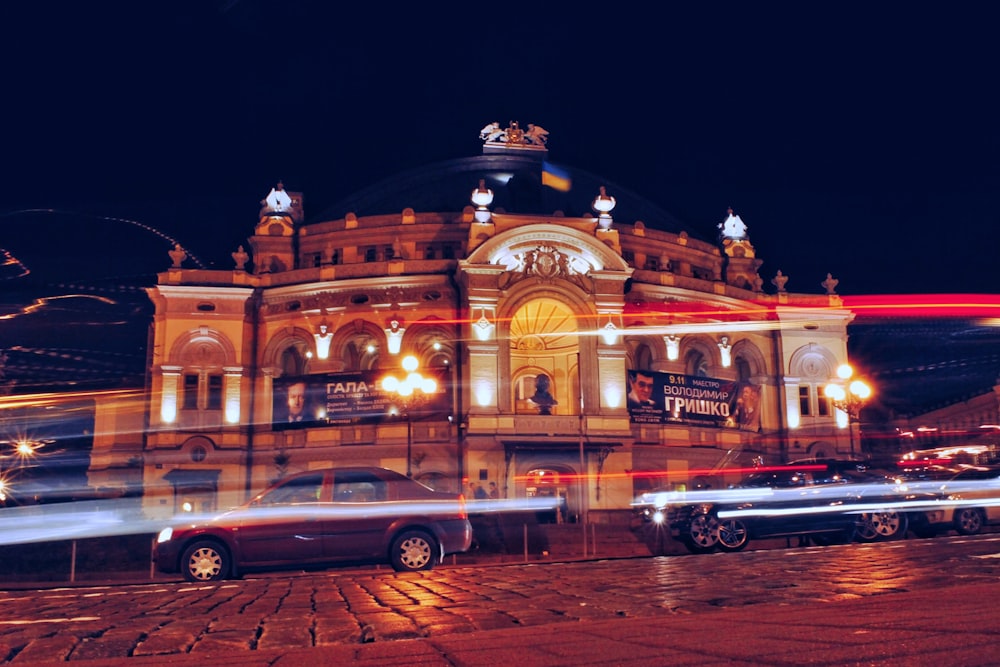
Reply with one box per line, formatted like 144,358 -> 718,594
88,121 -> 858,523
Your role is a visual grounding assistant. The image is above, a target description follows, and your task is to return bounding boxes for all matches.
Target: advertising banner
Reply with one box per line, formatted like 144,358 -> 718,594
273,370 -> 449,430
626,369 -> 760,431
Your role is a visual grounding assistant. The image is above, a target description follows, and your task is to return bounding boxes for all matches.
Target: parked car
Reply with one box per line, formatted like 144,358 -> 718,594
898,464 -> 1000,537
632,460 -> 938,554
154,467 -> 472,581
849,468 -> 941,542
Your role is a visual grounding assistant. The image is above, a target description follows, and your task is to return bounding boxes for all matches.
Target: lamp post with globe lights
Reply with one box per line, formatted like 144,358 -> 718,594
824,364 -> 872,459
381,355 -> 437,478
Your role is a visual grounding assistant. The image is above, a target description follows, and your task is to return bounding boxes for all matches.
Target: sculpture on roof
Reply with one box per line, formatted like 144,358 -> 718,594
772,270 -> 788,293
480,122 -> 506,142
506,121 -> 525,144
821,273 -> 839,295
525,123 -> 549,146
480,121 -> 548,149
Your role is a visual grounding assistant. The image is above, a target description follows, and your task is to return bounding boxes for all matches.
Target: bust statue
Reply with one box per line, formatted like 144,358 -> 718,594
529,374 -> 558,415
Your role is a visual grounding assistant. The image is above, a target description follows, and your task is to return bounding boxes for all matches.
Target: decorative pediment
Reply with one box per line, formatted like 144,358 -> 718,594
467,224 -> 628,272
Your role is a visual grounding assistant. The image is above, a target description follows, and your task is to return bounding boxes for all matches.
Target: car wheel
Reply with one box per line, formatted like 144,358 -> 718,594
954,508 -> 985,535
684,513 -> 720,553
390,530 -> 438,572
716,518 -> 749,552
857,511 -> 908,541
181,540 -> 230,582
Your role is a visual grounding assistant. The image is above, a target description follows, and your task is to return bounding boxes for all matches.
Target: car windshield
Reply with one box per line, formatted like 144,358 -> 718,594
256,473 -> 325,505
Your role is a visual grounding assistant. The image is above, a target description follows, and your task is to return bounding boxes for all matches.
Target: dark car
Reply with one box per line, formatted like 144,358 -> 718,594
633,460 -> 936,554
154,467 -> 472,581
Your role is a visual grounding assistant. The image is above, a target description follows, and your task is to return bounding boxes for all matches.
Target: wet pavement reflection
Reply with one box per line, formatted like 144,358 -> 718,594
3,533 -> 1000,663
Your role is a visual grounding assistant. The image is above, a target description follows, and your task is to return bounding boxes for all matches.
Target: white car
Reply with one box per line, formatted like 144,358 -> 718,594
912,465 -> 1000,536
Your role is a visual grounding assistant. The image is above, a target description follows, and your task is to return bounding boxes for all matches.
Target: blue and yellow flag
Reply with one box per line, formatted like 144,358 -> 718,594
542,161 -> 572,192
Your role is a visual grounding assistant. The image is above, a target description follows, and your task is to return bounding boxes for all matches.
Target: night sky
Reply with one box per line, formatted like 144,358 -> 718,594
2,2 -> 999,415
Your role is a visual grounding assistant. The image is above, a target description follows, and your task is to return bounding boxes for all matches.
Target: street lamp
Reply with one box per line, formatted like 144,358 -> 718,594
824,364 -> 872,458
382,355 -> 437,477
0,436 -> 47,504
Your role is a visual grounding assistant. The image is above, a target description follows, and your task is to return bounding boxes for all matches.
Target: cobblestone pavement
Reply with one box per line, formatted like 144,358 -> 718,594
2,533 -> 1000,663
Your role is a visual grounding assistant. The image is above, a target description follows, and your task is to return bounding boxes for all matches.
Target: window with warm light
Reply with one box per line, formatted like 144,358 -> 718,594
179,372 -> 224,412
207,375 -> 223,410
183,374 -> 199,410
799,385 -> 812,416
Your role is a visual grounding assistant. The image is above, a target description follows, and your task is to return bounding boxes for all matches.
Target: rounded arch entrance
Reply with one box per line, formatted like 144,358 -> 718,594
505,296 -> 583,416
523,463 -> 577,524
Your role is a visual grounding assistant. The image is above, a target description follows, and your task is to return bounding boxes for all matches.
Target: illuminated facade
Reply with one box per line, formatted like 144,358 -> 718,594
95,123 -> 860,521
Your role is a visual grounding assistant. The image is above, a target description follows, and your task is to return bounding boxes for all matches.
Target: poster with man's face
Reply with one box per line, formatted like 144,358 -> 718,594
273,378 -> 325,429
273,370 -> 449,430
626,369 -> 758,431
627,371 -> 662,418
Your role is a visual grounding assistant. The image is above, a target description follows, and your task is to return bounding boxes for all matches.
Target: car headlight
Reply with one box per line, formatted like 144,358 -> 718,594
652,510 -> 666,525
156,527 -> 173,543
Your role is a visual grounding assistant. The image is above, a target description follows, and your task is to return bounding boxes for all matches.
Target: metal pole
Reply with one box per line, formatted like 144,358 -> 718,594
406,412 -> 412,477
580,415 -> 587,558
849,413 -> 857,459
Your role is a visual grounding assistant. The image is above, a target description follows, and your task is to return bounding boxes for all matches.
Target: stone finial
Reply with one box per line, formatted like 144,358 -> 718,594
232,245 -> 249,271
169,244 -> 187,268
821,273 -> 839,295
771,270 -> 788,293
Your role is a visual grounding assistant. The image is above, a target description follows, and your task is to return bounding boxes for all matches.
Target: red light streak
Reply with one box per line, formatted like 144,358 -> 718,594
514,464 -> 828,484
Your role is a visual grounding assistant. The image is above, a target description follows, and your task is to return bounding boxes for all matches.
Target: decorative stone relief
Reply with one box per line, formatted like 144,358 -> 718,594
498,245 -> 590,290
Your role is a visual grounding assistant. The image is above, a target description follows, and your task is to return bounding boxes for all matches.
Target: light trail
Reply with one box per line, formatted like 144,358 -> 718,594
1,208 -> 207,269
0,617 -> 100,625
0,495 -> 561,547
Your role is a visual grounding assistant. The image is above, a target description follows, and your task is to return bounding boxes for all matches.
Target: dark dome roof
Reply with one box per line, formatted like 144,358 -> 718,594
312,153 -> 703,240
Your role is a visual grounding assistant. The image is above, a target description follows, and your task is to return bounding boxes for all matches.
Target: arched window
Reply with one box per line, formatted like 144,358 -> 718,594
735,356 -> 752,383
632,342 -> 654,370
686,350 -> 709,377
789,344 -> 837,419
279,342 -> 309,376
173,333 -> 232,419
341,337 -> 380,371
